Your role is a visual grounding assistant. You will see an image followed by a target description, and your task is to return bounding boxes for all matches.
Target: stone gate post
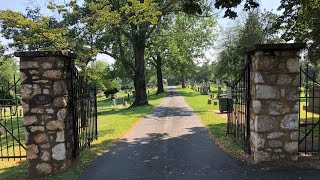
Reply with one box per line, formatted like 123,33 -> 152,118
248,44 -> 305,163
15,51 -> 77,177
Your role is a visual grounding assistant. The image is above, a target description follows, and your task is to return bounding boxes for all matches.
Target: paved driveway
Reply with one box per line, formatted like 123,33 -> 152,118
78,86 -> 320,180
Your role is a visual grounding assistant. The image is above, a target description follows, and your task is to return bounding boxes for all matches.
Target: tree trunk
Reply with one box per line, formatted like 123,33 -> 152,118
156,55 -> 164,94
132,41 -> 148,106
182,74 -> 187,88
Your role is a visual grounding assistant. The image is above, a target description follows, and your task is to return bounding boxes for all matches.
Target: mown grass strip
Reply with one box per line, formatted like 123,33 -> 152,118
0,88 -> 166,180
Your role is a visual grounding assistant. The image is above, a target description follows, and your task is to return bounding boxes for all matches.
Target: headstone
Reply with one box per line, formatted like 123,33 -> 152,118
112,99 -> 116,106
307,86 -> 320,114
217,85 -> 222,98
123,101 -> 128,107
227,86 -> 232,99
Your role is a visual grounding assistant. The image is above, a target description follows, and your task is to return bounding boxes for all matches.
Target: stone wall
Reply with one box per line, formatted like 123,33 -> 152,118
15,51 -> 77,177
248,44 -> 305,163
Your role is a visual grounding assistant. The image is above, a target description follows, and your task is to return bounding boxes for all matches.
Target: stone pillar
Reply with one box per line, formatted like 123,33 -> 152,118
248,44 -> 305,163
15,51 -> 77,177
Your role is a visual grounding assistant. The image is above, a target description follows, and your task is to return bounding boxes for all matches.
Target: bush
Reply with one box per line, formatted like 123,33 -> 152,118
104,88 -> 119,99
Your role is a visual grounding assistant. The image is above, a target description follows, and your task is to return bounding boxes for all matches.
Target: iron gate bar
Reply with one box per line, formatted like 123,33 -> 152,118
299,65 -> 320,154
0,122 -> 26,149
70,59 -> 98,157
227,57 -> 251,153
0,77 -> 26,161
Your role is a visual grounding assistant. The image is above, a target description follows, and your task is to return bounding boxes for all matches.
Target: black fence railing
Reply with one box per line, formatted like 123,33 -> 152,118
0,76 -> 26,160
71,60 -> 98,157
227,60 -> 251,153
299,65 -> 320,154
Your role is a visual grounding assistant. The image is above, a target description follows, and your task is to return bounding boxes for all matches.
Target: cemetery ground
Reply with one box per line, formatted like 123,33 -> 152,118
0,88 -> 166,180
1,85 -> 320,179
78,86 -> 320,179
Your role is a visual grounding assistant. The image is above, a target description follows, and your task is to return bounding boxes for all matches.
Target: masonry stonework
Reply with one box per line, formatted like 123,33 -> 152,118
15,51 -> 77,177
248,44 -> 305,163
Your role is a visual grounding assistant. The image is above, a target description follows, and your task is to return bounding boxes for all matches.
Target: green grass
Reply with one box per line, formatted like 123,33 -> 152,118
177,86 -> 246,158
0,106 -> 26,173
180,86 -> 320,158
0,88 -> 166,180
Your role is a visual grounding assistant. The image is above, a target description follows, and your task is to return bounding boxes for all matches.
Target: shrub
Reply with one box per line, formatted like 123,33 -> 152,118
104,88 -> 119,99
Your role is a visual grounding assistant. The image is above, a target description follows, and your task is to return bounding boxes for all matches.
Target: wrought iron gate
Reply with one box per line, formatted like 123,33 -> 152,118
70,60 -> 98,157
299,64 -> 320,154
0,76 -> 26,160
227,59 -> 251,153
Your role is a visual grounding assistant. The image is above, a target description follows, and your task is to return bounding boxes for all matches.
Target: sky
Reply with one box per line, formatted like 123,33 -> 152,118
0,0 -> 282,64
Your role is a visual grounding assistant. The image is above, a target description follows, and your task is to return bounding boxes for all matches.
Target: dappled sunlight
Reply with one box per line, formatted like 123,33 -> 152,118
79,126 -> 245,179
0,89 -> 166,179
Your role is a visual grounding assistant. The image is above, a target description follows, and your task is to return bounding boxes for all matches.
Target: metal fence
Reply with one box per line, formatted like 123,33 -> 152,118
0,76 -> 26,160
70,60 -> 98,157
227,59 -> 251,153
299,64 -> 320,154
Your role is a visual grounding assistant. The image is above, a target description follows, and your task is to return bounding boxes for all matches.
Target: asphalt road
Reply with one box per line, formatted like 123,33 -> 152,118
78,86 -> 320,180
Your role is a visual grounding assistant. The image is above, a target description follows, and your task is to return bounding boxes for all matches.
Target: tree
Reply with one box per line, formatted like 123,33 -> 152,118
87,60 -> 111,91
192,60 -> 215,83
215,11 -> 282,80
165,13 -> 217,88
277,0 -> 320,65
0,4 -> 99,70
0,7 -> 68,51
147,12 -> 216,89
55,0 -> 211,105
0,57 -> 19,87
1,0 -> 262,106
0,43 -> 4,56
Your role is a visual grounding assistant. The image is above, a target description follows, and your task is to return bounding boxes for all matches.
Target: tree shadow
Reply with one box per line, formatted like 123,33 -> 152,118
78,126 -> 247,179
79,124 -> 320,180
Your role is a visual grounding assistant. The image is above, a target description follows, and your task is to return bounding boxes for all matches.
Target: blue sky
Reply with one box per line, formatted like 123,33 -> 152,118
0,0 -> 282,63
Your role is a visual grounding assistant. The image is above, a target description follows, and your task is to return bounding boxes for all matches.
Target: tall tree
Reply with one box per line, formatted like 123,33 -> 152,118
0,43 -> 4,56
0,57 -> 19,87
0,7 -> 68,51
215,11 -> 282,80
277,0 -> 320,65
54,0 -> 208,106
163,13 -> 217,88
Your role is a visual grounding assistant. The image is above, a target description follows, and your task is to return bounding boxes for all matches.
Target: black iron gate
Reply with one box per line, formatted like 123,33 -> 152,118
0,76 -> 26,160
299,63 -> 320,154
70,60 -> 98,157
227,60 -> 251,153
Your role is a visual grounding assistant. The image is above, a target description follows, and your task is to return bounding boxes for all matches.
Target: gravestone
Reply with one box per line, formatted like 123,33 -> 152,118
307,86 -> 320,114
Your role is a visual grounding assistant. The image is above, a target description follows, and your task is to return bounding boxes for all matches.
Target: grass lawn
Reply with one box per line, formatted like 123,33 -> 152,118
0,88 -> 166,180
177,86 -> 247,158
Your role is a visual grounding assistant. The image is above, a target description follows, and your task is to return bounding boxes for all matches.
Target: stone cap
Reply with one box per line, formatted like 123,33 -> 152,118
246,43 -> 306,54
14,50 -> 77,58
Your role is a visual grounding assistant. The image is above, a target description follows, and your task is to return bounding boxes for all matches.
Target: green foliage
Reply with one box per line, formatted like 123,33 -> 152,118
0,88 -> 166,179
214,0 -> 259,18
192,61 -> 215,83
214,11 -> 282,80
104,88 -> 119,98
0,57 -> 19,87
160,13 -> 217,76
0,43 -> 4,56
277,0 -> 320,65
0,8 -> 68,50
86,60 -> 110,91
